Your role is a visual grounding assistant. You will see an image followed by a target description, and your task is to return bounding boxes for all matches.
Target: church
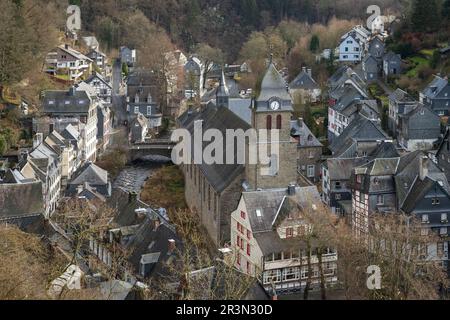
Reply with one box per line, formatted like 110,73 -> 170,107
177,61 -> 304,246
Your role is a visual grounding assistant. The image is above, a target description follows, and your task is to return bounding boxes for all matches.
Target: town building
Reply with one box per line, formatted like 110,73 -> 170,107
44,44 -> 93,82
397,103 -> 440,152
388,88 -> 418,137
289,67 -> 322,104
120,46 -> 137,67
67,162 -> 111,198
383,52 -> 402,79
290,118 -> 323,183
39,87 -> 98,162
230,186 -> 338,295
126,71 -> 163,133
420,75 -> 450,116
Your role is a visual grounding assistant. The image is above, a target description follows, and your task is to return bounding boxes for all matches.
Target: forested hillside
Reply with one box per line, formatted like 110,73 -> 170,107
74,0 -> 403,59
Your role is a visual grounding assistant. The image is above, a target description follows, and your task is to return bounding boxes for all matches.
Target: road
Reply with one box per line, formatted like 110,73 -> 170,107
111,58 -> 128,127
376,79 -> 394,96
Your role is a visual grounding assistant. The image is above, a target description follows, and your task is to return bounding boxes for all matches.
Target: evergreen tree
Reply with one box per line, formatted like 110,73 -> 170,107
410,0 -> 441,32
309,34 -> 320,53
242,0 -> 259,27
443,0 -> 450,20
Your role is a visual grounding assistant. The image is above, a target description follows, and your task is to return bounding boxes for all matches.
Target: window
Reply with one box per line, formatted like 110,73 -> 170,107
356,175 -> 362,184
300,267 -> 308,279
420,228 -> 429,236
286,227 -> 294,238
432,198 -> 441,205
240,211 -> 246,220
335,181 -> 342,189
134,106 -> 139,114
247,230 -> 251,240
147,106 -> 152,116
335,193 -> 341,200
263,270 -> 281,284
247,243 -> 251,256
237,253 -> 241,266
377,195 -> 384,205
442,213 -> 448,222
422,214 -> 429,223
438,242 -> 445,257
266,115 -> 272,130
282,267 -> 300,281
236,235 -> 240,247
274,252 -> 282,261
440,227 -> 448,236
345,47 -> 349,52
307,165 -> 315,178
276,115 -> 282,130
247,261 -> 251,273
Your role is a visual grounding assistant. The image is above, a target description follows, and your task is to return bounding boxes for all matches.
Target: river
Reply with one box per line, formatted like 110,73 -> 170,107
112,155 -> 172,194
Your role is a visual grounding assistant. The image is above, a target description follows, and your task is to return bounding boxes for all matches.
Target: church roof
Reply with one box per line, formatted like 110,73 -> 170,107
216,69 -> 229,98
256,62 -> 292,110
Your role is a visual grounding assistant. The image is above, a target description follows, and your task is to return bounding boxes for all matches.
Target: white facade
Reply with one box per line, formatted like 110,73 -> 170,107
338,35 -> 362,62
328,107 -> 350,138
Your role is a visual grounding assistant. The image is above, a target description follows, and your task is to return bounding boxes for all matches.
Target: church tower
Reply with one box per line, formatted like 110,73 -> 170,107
245,60 -> 298,190
216,69 -> 229,108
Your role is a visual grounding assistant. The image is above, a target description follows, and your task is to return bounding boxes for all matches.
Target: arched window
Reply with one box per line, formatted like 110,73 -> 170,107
276,115 -> 282,130
266,115 -> 272,130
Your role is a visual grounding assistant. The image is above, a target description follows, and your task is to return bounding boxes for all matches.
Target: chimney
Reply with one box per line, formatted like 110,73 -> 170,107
288,184 -> 296,196
68,86 -> 76,96
297,118 -> 304,127
33,133 -> 43,149
307,68 -> 312,77
65,44 -> 69,50
129,191 -> 138,203
419,156 -> 429,181
168,239 -> 176,253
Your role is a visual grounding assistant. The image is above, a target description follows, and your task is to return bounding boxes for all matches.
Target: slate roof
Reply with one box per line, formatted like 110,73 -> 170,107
0,182 -> 44,219
58,45 -> 93,62
389,88 -> 414,103
243,186 -> 321,233
370,141 -> 400,158
85,72 -> 112,89
329,114 -> 389,154
216,70 -> 230,97
395,152 -> 449,209
42,89 -> 91,114
422,75 -> 449,99
324,158 -> 369,181
243,186 -> 322,256
179,105 -> 251,193
228,98 -> 252,125
383,51 -> 401,63
290,119 -> 322,148
289,70 -> 319,90
256,62 -> 292,109
70,162 -> 108,186
125,217 -> 180,278
399,103 -> 440,140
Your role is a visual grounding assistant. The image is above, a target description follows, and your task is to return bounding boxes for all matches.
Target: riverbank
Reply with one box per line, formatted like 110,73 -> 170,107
140,165 -> 186,211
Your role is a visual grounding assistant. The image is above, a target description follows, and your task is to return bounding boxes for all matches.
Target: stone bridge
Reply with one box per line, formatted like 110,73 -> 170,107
129,139 -> 176,161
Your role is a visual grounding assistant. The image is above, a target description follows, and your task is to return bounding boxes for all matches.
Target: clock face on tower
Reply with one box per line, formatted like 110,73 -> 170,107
270,100 -> 280,110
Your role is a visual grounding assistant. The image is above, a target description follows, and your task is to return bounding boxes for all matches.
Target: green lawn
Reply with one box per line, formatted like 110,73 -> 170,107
55,74 -> 70,81
406,56 -> 429,77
